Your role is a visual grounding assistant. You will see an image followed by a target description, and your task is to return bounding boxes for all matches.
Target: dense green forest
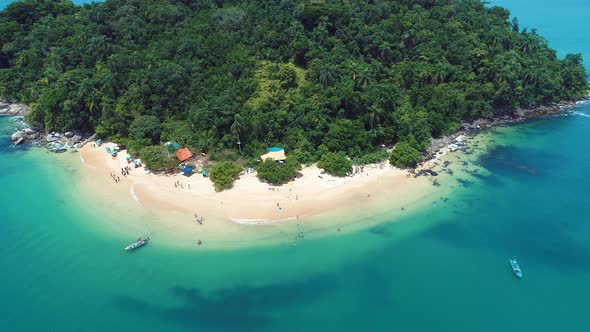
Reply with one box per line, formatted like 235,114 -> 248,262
0,0 -> 587,170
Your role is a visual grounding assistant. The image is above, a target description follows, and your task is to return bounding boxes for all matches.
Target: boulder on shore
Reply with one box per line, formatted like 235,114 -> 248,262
0,103 -> 31,116
64,131 -> 74,138
46,135 -> 59,143
11,131 -> 25,141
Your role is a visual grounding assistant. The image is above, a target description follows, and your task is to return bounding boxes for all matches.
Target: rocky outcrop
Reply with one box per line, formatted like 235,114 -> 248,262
0,102 -> 30,117
425,100 -> 580,160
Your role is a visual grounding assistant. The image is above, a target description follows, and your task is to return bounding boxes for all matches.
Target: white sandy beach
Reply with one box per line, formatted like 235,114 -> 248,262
76,143 -> 442,248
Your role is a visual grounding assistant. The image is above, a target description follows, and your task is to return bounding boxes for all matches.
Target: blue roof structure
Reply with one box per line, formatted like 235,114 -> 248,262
182,165 -> 194,175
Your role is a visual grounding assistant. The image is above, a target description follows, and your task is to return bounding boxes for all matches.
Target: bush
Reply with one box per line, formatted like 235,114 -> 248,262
210,161 -> 242,191
139,145 -> 178,171
389,142 -> 423,168
126,138 -> 152,156
353,149 -> 388,165
256,158 -> 302,184
129,115 -> 162,144
289,148 -> 315,165
317,152 -> 352,176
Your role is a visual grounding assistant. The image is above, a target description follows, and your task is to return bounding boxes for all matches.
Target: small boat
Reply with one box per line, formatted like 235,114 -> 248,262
509,257 -> 523,278
125,237 -> 149,251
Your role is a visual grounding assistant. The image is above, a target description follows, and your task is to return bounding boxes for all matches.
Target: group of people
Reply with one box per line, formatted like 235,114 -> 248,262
109,171 -> 121,183
194,213 -> 204,224
121,166 -> 131,176
174,180 -> 190,189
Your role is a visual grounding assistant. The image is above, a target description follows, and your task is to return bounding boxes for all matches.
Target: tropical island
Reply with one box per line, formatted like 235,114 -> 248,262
0,0 -> 587,225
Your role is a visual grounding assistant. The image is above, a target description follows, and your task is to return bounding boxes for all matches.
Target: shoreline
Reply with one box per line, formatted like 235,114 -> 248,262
77,142 -> 438,246
4,98 -> 588,248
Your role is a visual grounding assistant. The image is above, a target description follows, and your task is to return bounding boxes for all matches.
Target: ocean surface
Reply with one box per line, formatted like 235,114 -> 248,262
1,0 -> 590,331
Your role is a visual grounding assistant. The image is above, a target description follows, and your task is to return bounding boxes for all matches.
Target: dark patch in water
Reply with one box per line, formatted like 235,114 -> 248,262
477,145 -> 564,177
456,178 -> 474,187
424,210 -> 590,273
112,274 -> 337,331
369,225 -> 391,236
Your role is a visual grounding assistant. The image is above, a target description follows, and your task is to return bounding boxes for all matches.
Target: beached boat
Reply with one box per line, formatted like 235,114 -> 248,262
125,237 -> 149,251
509,258 -> 523,278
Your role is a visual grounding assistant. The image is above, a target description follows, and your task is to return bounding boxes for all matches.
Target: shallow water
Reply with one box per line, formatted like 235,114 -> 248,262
2,0 -> 590,331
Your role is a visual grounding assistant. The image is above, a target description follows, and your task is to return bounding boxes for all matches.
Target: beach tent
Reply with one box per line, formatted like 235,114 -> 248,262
176,148 -> 193,162
181,165 -> 194,176
260,147 -> 286,161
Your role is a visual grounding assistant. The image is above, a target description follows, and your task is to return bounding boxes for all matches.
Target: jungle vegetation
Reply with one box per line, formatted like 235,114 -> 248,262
0,0 -> 587,170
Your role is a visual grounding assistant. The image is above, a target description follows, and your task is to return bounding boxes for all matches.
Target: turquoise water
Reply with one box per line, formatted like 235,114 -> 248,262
0,0 -> 97,10
2,0 -> 590,331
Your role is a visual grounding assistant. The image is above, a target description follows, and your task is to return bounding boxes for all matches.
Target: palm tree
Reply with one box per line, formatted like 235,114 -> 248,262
319,65 -> 336,88
366,106 -> 384,130
353,68 -> 371,90
230,114 -> 246,151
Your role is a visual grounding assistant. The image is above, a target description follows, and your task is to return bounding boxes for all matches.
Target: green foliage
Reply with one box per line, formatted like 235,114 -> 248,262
0,0 -> 587,169
256,158 -> 302,184
389,142 -> 423,168
139,145 -> 178,172
354,149 -> 388,165
318,152 -> 352,176
210,161 -> 242,191
129,115 -> 162,144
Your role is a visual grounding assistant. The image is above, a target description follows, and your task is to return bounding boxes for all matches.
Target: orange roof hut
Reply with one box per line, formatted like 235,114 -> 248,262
176,148 -> 193,162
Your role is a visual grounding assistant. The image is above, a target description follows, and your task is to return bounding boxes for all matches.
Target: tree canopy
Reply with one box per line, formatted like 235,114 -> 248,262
256,158 -> 302,185
0,0 -> 587,167
318,152 -> 352,176
209,161 -> 242,191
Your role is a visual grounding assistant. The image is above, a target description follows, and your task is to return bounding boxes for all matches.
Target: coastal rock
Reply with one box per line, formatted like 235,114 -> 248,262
11,131 -> 25,141
0,103 -> 30,116
46,135 -> 59,143
64,131 -> 74,138
71,135 -> 82,143
24,128 -> 36,135
54,133 -> 61,138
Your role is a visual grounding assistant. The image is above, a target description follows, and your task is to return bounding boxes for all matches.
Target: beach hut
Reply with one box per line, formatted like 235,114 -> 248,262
181,165 -> 194,176
176,148 -> 193,162
260,147 -> 286,162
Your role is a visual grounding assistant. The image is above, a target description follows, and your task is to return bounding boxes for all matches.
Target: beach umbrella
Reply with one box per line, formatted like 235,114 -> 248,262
134,159 -> 140,165
105,146 -> 111,152
126,156 -> 131,161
